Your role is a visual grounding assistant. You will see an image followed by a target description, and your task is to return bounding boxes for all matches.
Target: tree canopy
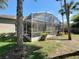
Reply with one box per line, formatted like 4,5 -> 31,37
71,14 -> 79,22
71,14 -> 79,28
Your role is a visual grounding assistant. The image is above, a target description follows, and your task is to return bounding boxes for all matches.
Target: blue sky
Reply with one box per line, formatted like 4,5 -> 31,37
0,0 -> 79,21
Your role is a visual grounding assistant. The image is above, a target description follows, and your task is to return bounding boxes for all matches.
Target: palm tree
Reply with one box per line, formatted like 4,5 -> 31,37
16,0 -> 37,58
0,0 -> 8,9
16,0 -> 24,48
56,0 -> 77,40
56,0 -> 71,40
64,0 -> 72,40
59,8 -> 65,33
16,0 -> 25,59
64,1 -> 79,40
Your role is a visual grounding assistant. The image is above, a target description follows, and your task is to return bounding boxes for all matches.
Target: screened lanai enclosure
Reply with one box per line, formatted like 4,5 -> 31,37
24,12 -> 61,41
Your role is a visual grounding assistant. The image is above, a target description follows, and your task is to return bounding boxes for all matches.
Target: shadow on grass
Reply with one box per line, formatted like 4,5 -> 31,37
20,45 -> 47,59
52,39 -> 71,41
0,38 -> 16,42
0,43 -> 47,59
48,38 -> 70,41
0,44 -> 16,56
49,51 -> 79,59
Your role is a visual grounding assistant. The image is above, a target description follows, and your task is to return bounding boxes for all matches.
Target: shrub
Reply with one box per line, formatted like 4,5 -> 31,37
0,33 -> 6,39
39,32 -> 48,41
0,33 -> 16,42
40,32 -> 48,36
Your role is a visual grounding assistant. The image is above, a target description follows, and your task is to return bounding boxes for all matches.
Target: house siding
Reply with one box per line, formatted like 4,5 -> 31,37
0,17 -> 15,33
0,23 -> 15,33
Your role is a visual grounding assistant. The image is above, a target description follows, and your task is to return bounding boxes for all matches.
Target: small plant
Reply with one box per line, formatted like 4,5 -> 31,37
41,32 -> 48,36
0,33 -> 6,38
39,32 -> 48,41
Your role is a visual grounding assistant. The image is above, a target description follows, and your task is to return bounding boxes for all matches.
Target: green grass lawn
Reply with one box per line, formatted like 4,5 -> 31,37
0,40 -> 62,59
26,40 -> 62,53
0,34 -> 79,59
59,34 -> 79,39
24,40 -> 62,59
0,42 -> 16,56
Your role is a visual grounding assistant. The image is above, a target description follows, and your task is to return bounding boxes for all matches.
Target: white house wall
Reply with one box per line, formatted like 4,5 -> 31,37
0,23 -> 15,33
0,18 -> 15,33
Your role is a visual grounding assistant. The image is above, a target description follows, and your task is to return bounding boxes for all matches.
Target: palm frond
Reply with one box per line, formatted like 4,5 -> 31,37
72,2 -> 79,11
0,0 -> 8,9
76,2 -> 79,5
56,0 -> 61,1
69,1 -> 74,7
74,8 -> 79,10
59,8 -> 65,15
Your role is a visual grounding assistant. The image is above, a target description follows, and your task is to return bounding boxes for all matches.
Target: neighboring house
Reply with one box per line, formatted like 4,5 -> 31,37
0,12 -> 61,41
0,15 -> 16,33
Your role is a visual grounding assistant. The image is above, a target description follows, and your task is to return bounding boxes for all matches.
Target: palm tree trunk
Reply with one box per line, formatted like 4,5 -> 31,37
66,10 -> 71,40
16,0 -> 25,59
62,15 -> 64,33
16,0 -> 23,48
60,0 -> 64,34
64,0 -> 71,40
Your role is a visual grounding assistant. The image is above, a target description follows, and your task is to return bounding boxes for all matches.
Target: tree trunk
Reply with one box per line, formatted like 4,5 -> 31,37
16,0 -> 25,59
64,0 -> 71,40
16,0 -> 23,47
62,15 -> 64,33
66,10 -> 71,40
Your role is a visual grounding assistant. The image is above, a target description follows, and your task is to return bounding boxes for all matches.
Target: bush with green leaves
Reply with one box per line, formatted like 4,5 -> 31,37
71,14 -> 79,34
39,32 -> 48,41
0,33 -> 16,42
40,32 -> 48,36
